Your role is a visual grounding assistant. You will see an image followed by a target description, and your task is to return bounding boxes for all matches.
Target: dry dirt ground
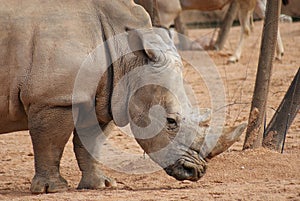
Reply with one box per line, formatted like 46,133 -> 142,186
0,21 -> 299,201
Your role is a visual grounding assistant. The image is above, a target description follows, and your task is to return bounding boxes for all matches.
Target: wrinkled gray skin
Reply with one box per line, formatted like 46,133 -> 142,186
0,0 -> 211,193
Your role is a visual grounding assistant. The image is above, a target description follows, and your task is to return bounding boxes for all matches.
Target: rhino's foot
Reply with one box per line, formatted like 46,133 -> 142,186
78,172 -> 117,189
30,175 -> 68,194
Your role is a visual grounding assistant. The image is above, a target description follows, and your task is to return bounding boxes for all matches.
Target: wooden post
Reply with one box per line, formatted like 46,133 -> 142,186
243,0 -> 281,150
263,68 -> 300,152
214,0 -> 238,51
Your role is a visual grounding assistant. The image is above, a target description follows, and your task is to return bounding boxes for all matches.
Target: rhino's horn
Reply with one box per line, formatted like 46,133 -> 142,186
205,123 -> 247,160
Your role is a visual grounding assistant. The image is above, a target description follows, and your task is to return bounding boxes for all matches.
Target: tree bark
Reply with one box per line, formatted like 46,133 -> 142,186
214,0 -> 238,51
263,68 -> 300,152
243,0 -> 281,150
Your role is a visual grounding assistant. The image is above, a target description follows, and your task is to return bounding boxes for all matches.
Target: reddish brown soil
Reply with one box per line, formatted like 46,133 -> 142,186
0,21 -> 299,201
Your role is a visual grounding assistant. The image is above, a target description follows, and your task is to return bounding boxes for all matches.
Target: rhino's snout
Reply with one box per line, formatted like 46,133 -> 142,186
164,158 -> 207,181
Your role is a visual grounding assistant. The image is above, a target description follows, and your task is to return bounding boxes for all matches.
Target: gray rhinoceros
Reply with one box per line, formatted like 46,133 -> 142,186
0,0 -> 245,194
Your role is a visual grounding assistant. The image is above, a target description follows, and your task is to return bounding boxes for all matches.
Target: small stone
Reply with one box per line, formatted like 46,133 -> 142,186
27,153 -> 34,156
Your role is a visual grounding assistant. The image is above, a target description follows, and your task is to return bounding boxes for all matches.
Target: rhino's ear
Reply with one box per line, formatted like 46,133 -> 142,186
127,28 -> 165,62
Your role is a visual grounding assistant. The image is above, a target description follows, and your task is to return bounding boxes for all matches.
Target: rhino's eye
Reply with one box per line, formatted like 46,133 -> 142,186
167,117 -> 178,130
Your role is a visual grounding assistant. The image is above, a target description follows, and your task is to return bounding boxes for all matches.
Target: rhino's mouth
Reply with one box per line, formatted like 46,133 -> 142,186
164,155 -> 207,181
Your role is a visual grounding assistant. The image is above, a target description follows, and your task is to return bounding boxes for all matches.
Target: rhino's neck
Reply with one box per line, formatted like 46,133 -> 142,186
92,0 -> 151,126
95,65 -> 114,124
109,51 -> 148,127
94,43 -> 148,126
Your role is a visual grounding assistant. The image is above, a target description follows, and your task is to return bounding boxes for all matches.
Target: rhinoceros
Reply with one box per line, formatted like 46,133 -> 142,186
0,0 -> 246,194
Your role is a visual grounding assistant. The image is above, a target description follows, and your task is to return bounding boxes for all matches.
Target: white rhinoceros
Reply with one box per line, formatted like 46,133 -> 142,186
0,0 -> 245,194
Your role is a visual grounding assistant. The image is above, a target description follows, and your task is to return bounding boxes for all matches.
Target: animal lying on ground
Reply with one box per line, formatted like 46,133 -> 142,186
135,0 -> 284,63
0,0 -> 246,193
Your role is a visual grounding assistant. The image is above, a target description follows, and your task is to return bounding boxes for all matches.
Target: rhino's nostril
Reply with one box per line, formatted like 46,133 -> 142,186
182,159 -> 206,180
184,166 -> 195,177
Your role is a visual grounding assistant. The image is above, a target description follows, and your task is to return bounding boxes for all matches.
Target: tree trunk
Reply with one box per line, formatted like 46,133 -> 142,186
263,68 -> 300,152
214,0 -> 238,51
243,0 -> 281,150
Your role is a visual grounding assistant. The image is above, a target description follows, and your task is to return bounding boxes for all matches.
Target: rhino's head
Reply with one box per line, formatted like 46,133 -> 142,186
111,28 -> 244,181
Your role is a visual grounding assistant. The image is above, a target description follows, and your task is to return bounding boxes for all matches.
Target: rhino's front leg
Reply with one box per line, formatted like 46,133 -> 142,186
28,106 -> 74,194
73,124 -> 116,189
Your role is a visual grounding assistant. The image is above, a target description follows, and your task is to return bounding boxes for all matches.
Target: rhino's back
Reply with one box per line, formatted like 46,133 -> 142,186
0,0 -> 106,133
